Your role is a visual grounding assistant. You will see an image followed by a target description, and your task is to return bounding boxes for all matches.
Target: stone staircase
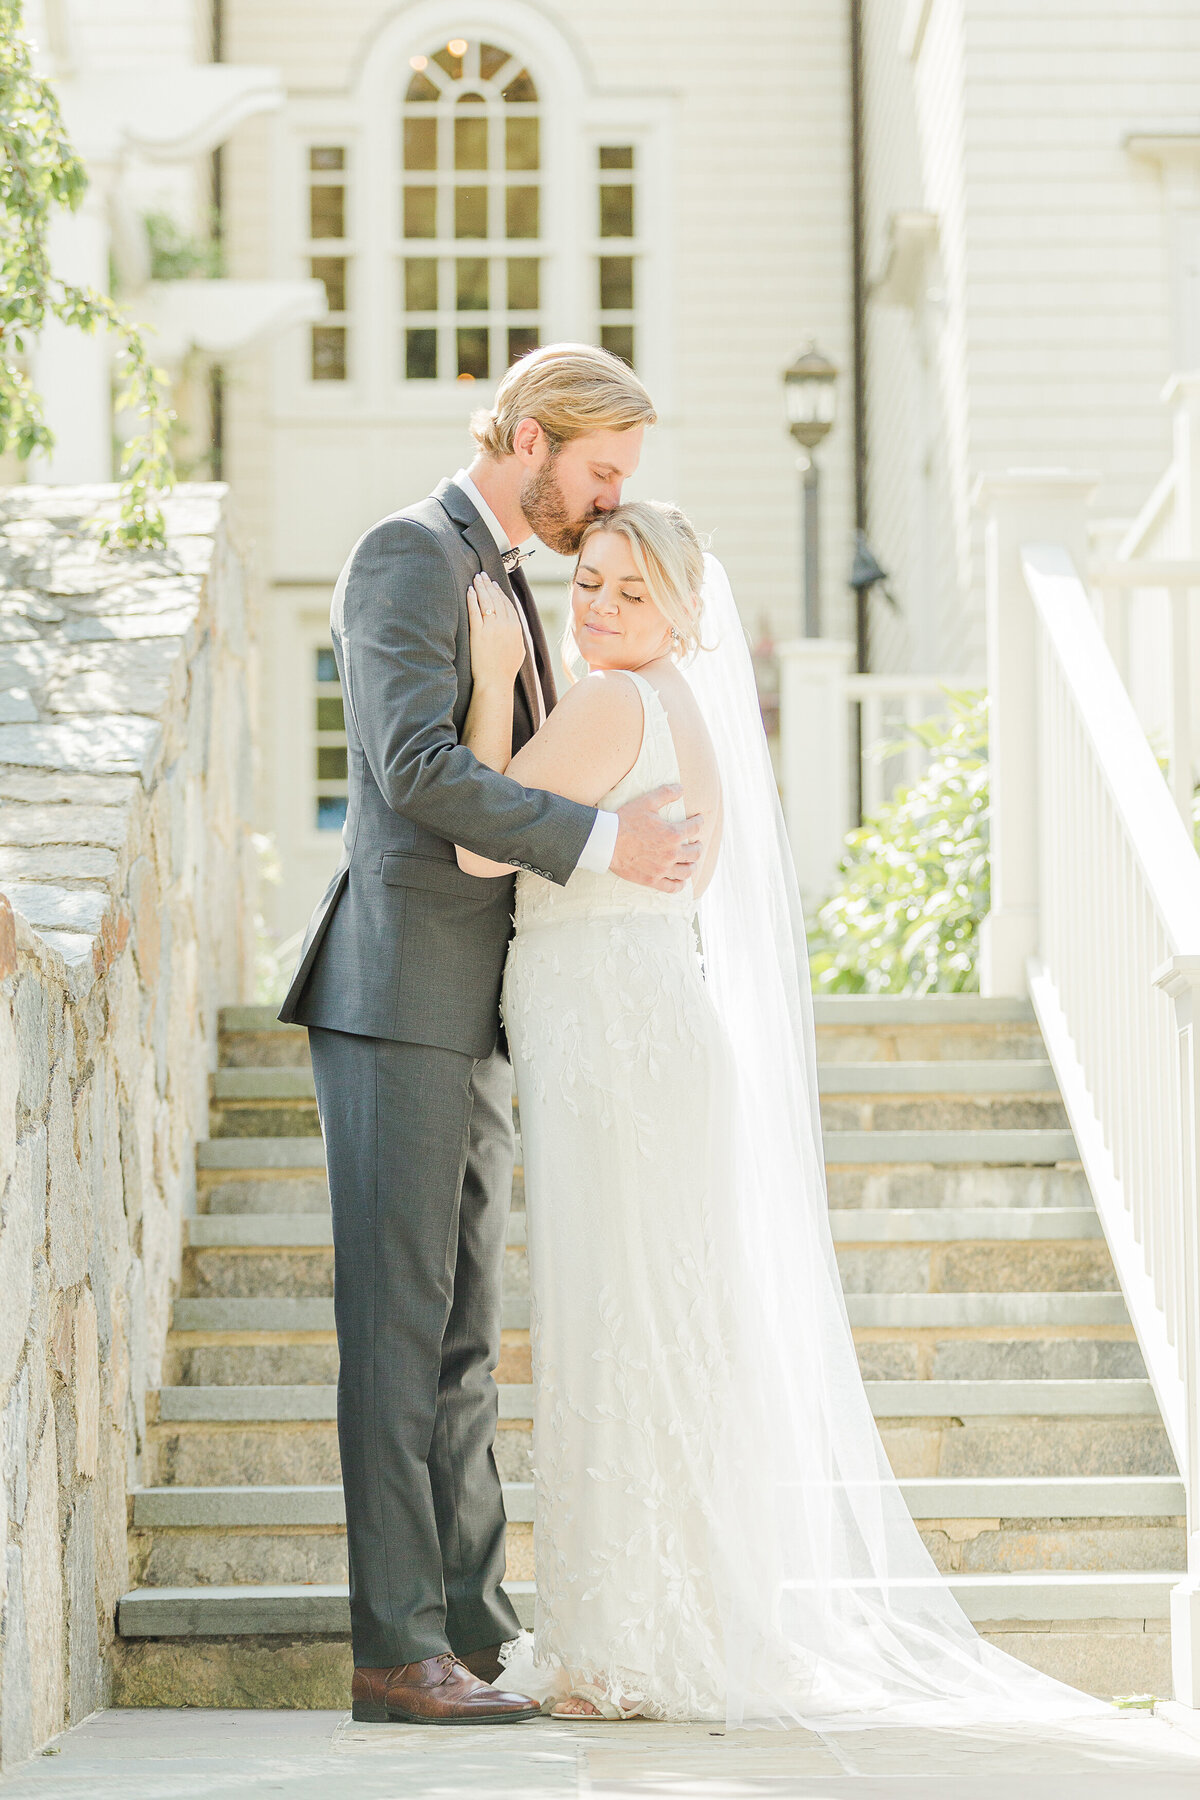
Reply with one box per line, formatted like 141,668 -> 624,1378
111,996 -> 1184,1706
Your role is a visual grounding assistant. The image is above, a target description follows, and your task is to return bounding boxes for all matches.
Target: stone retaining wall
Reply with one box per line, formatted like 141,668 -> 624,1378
0,485 -> 254,1766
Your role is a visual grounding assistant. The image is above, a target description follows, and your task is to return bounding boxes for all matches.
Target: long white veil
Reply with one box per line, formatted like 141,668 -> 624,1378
681,555 -> 1110,1728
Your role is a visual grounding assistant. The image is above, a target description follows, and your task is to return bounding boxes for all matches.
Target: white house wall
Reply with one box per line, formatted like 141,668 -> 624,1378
863,0 -> 1200,675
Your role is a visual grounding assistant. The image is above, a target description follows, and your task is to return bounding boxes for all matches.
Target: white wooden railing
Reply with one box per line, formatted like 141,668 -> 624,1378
778,640 -> 961,904
980,468 -> 1200,1709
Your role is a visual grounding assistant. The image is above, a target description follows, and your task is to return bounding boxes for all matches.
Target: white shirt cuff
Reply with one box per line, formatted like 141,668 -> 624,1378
577,809 -> 619,874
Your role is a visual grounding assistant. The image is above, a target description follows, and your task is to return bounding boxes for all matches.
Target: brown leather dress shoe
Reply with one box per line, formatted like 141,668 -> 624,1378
456,1643 -> 505,1685
351,1653 -> 540,1725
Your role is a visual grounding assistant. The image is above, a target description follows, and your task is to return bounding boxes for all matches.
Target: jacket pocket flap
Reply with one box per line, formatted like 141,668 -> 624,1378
380,852 -> 511,897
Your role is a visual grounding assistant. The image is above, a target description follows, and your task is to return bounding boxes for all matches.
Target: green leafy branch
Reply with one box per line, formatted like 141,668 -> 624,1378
0,0 -> 174,546
808,690 -> 990,995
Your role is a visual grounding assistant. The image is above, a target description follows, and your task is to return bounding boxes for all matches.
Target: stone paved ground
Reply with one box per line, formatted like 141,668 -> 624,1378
3,1707 -> 1200,1798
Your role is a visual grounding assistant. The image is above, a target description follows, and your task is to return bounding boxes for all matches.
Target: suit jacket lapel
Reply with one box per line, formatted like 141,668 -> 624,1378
435,480 -> 540,737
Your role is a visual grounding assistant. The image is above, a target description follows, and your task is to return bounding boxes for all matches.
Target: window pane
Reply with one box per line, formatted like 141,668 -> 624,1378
599,145 -> 634,170
404,258 -> 438,311
406,328 -> 438,379
404,117 -> 437,170
316,648 -> 338,683
317,746 -> 348,780
311,256 -> 346,313
600,185 -> 634,238
600,324 -> 635,368
505,185 -> 539,239
599,256 -> 634,311
311,325 -> 346,380
404,186 -> 437,238
310,146 -> 345,171
506,257 -> 539,310
406,70 -> 439,102
502,67 -> 537,102
433,45 -> 464,80
310,186 -> 345,239
316,796 -> 348,831
454,116 -> 488,170
456,258 -> 488,311
455,186 -> 488,237
316,696 -> 345,732
480,42 -> 509,81
457,326 -> 490,380
508,326 -> 538,365
505,117 -> 539,170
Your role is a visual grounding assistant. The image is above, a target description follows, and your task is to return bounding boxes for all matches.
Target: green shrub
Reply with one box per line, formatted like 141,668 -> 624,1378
808,690 -> 989,994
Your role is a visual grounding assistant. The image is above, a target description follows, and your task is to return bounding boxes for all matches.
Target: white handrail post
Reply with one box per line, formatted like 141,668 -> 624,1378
778,637 -> 855,909
1154,953 -> 1200,1708
1165,371 -> 1200,554
974,471 -> 1097,996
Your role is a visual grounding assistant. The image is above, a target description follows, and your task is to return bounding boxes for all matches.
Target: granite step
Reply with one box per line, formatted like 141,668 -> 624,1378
211,1059 -> 1063,1102
184,1204 -> 1105,1250
169,1291 -> 1132,1336
127,1476 -> 1185,1585
209,1065 -> 1071,1135
146,1412 -> 1175,1487
130,1472 -> 1187,1529
164,1329 -> 1149,1391
824,1130 -> 1078,1165
116,1570 -> 1179,1640
180,1236 -> 1115,1300
151,1377 -> 1164,1425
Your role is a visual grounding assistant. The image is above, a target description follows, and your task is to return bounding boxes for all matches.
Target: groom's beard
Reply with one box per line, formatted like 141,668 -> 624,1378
519,457 -> 600,554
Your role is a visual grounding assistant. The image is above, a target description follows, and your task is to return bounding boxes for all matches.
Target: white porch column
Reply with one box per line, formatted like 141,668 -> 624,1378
28,174 -> 115,484
777,637 -> 854,908
975,472 -> 1095,997
1154,954 -> 1200,1709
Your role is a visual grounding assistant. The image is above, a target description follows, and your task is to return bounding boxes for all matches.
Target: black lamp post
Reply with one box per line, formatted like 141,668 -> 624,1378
783,343 -> 838,636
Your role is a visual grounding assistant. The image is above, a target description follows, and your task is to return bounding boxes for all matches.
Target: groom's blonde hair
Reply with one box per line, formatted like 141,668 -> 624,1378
470,343 -> 656,457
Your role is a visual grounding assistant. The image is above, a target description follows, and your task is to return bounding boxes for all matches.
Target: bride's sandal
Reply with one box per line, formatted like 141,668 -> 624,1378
551,1684 -> 645,1721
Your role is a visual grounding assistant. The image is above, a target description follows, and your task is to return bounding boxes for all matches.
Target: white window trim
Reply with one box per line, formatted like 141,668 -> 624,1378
269,3 -> 673,423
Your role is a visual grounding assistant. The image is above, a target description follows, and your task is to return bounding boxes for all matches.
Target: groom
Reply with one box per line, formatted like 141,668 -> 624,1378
279,345 -> 700,1724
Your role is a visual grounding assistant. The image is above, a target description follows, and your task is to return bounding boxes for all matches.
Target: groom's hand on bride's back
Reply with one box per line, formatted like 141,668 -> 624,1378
610,786 -> 703,892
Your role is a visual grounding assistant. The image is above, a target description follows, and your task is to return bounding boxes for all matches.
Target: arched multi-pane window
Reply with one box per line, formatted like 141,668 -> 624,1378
400,38 -> 542,383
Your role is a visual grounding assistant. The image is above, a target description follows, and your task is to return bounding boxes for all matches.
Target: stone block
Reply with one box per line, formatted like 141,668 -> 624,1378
0,845 -> 117,883
137,1527 -> 349,1588
146,1421 -> 341,1487
0,690 -> 37,724
0,769 -> 138,807
184,1247 -> 332,1300
3,880 -> 108,937
2,1368 -> 29,1524
43,640 -> 181,720
0,716 -> 162,781
47,1068 -> 90,1289
109,1635 -> 352,1710
0,803 -> 130,851
0,1545 -> 32,1770
22,1408 -> 64,1747
65,1492 -> 99,1722
74,1286 -> 98,1479
0,1144 -> 35,1390
13,979 -> 50,1117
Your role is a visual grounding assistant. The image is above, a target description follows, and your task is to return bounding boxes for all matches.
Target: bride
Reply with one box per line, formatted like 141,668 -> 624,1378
455,501 -> 1108,1729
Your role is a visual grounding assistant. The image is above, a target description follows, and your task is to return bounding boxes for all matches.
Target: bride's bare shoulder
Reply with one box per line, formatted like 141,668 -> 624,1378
552,668 -> 645,732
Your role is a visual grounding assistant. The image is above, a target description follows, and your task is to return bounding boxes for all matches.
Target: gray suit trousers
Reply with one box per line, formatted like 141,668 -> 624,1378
308,1026 -> 521,1667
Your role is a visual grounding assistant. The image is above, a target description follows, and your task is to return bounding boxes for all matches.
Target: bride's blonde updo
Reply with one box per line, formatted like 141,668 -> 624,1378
576,501 -> 707,658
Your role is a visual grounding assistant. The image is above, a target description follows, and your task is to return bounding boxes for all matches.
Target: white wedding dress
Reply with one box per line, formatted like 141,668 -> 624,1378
499,563 -> 1110,1729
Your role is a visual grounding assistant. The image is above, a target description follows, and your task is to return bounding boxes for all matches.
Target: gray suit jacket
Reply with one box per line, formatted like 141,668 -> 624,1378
278,479 -> 596,1057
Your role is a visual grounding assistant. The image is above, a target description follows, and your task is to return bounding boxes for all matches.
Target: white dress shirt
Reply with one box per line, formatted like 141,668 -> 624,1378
451,470 -> 619,875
